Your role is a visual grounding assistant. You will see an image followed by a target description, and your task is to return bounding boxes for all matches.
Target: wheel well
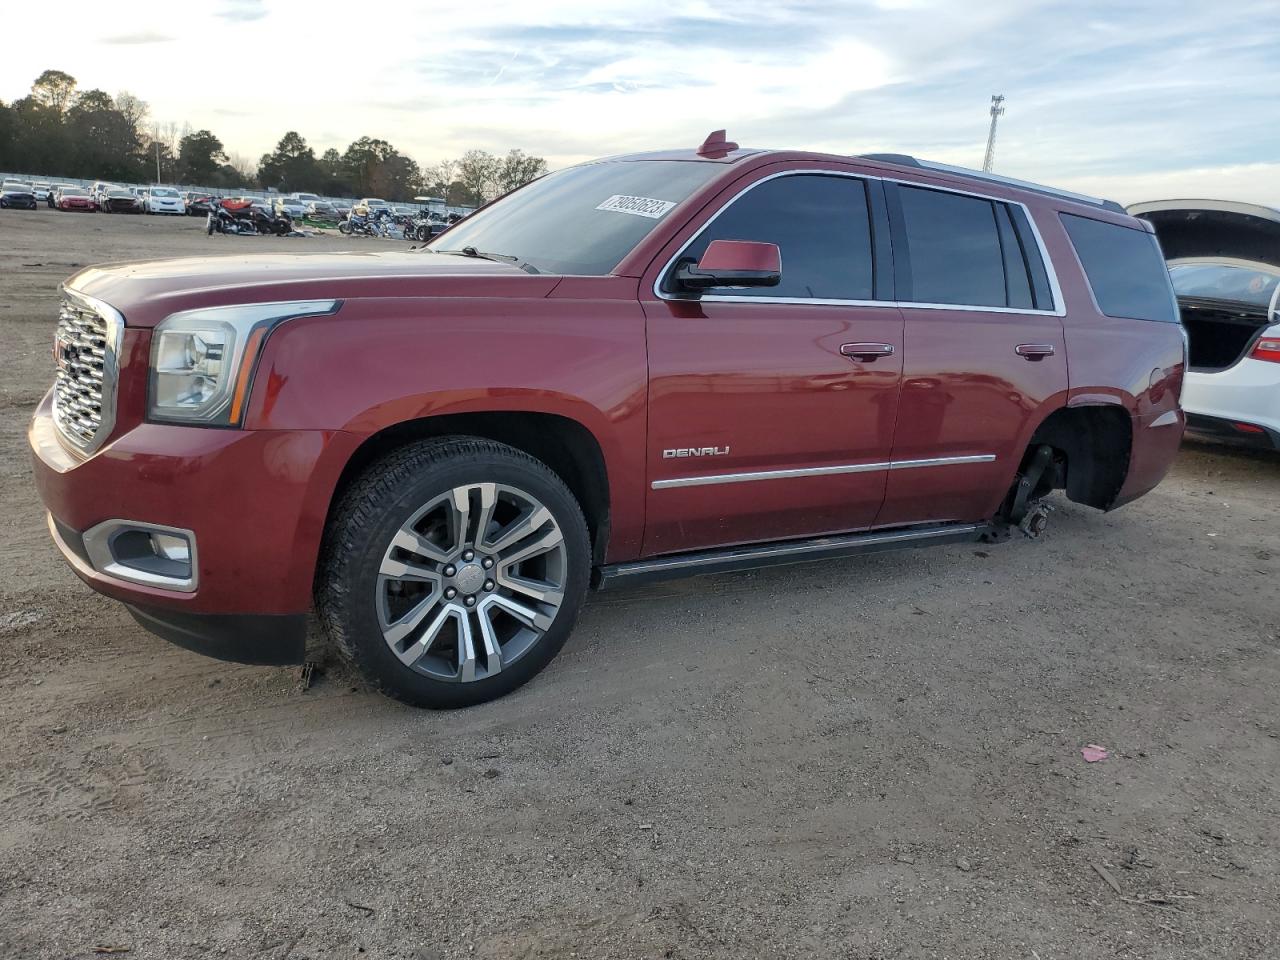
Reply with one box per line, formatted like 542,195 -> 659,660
1027,405 -> 1133,510
326,412 -> 611,565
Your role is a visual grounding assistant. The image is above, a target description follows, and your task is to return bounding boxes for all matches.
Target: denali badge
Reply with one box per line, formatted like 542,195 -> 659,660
663,446 -> 731,459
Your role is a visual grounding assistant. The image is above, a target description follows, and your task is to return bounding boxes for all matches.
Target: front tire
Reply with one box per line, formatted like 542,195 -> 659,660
318,438 -> 590,708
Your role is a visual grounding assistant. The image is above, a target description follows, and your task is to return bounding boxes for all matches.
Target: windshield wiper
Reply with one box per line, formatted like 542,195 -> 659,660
432,246 -> 541,274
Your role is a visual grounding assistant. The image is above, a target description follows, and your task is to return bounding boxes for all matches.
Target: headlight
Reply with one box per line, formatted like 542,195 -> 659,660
148,300 -> 338,425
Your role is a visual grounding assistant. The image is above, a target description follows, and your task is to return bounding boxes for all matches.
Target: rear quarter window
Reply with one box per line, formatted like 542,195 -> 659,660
1061,213 -> 1178,323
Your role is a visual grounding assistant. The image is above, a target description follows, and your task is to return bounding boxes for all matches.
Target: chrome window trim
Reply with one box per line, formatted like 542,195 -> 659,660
652,454 -> 996,490
55,286 -> 125,459
651,168 -> 1067,317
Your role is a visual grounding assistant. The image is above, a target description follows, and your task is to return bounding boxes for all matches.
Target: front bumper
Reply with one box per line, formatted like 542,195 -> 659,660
29,391 -> 361,661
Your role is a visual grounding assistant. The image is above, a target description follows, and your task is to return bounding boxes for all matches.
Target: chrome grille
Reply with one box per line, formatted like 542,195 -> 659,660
53,295 -> 119,452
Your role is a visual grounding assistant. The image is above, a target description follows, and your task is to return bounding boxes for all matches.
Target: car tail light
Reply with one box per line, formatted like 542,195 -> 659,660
1250,334 -> 1280,364
1232,422 -> 1266,435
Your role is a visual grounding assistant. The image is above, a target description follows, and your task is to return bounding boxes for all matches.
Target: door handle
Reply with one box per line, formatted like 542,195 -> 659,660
840,342 -> 895,362
1015,343 -> 1056,361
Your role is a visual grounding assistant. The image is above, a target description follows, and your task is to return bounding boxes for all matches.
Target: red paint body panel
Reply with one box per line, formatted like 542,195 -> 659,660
641,298 -> 903,554
28,146 -> 1186,632
877,304 -> 1068,525
247,292 -> 650,562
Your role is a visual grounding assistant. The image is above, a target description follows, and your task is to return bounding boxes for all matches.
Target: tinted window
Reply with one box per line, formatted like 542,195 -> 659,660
1008,205 -> 1055,309
898,186 -> 1006,307
995,204 -> 1034,309
675,175 -> 874,300
1061,214 -> 1178,323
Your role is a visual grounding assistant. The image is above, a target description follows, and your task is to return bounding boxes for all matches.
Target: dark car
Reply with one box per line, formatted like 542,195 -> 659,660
100,189 -> 142,214
185,193 -> 217,216
1,182 -> 39,210
29,132 -> 1186,709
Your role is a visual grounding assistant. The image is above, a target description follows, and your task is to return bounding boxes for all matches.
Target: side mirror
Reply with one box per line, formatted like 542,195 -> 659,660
675,239 -> 781,292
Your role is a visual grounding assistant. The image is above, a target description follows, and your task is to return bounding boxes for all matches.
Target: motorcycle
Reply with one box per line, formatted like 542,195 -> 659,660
338,211 -> 374,236
207,201 -> 258,236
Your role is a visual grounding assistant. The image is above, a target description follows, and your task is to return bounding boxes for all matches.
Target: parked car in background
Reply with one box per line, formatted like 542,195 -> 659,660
1130,199 -> 1280,450
0,182 -> 38,209
273,195 -> 307,219
332,200 -> 353,217
88,182 -> 116,206
54,186 -> 96,212
32,182 -> 52,203
144,186 -> 186,215
289,192 -> 322,205
305,200 -> 338,220
48,183 -> 77,208
100,188 -> 142,213
359,197 -> 391,214
28,134 -> 1187,709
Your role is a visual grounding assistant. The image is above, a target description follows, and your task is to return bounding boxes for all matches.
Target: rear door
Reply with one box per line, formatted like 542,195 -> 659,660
640,170 -> 904,555
875,182 -> 1068,526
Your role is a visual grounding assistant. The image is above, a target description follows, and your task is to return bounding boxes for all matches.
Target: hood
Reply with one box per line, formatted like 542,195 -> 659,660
1127,199 -> 1280,269
66,250 -> 561,327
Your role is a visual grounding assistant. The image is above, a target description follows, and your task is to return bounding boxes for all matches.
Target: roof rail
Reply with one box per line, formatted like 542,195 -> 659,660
856,153 -> 1126,214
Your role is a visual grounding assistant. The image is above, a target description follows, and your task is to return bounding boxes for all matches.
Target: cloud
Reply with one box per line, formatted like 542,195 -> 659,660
9,0 -> 1274,200
102,31 -> 176,44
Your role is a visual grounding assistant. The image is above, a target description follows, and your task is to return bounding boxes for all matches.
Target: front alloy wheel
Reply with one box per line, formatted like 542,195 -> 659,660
376,482 -> 567,682
319,437 -> 590,708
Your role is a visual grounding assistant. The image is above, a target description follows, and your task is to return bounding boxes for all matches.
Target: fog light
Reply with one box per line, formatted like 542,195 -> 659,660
82,520 -> 198,592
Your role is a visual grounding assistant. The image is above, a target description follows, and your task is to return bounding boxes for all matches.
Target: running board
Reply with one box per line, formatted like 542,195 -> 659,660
594,522 -> 993,590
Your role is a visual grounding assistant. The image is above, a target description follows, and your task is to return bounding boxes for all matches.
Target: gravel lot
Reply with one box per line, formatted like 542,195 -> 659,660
1,211 -> 1278,960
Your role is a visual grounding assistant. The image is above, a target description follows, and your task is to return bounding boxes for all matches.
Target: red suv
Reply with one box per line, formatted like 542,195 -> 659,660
29,132 -> 1186,708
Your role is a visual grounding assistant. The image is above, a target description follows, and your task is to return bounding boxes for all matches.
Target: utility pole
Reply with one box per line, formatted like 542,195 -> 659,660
983,94 -> 1005,172
155,140 -> 161,184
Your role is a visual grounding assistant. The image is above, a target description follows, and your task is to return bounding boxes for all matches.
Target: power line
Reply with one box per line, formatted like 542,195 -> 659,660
983,94 -> 1005,172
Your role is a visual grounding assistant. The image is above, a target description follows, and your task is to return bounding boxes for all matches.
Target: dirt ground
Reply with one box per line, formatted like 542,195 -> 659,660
1,211 -> 1278,960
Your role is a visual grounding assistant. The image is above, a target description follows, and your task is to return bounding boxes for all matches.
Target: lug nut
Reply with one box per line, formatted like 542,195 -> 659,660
481,557 -> 494,569
462,549 -> 475,562
444,587 -> 457,599
464,596 -> 476,607
483,580 -> 494,592
443,565 -> 456,577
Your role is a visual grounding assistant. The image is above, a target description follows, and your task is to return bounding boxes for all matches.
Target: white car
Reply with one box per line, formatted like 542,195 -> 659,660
1131,199 -> 1280,451
273,195 -> 307,219
145,186 -> 186,215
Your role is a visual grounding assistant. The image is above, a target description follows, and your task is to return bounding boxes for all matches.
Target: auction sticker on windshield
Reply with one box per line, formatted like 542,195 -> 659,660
595,195 -> 677,219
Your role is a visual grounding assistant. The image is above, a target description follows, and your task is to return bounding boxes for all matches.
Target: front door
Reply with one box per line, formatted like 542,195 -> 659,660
640,171 -> 904,556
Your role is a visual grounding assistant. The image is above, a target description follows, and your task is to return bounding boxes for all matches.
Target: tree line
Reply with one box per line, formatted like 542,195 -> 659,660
0,70 -> 549,205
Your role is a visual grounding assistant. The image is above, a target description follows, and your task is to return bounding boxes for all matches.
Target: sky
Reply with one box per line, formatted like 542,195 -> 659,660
3,0 -> 1277,203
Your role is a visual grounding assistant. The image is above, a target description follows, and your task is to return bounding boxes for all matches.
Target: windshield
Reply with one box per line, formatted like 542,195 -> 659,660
1169,261 -> 1280,311
152,188 -> 178,197
62,188 -> 88,197
3,182 -> 32,191
426,160 -> 722,274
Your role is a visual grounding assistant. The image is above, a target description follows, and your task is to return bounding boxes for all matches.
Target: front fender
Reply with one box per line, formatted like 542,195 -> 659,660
244,294 -> 650,557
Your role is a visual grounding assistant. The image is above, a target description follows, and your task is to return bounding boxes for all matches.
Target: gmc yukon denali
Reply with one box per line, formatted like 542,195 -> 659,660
29,132 -> 1187,708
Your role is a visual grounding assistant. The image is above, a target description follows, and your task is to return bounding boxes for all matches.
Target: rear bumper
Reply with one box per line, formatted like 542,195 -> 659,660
1182,358 -> 1280,441
1185,412 -> 1280,450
